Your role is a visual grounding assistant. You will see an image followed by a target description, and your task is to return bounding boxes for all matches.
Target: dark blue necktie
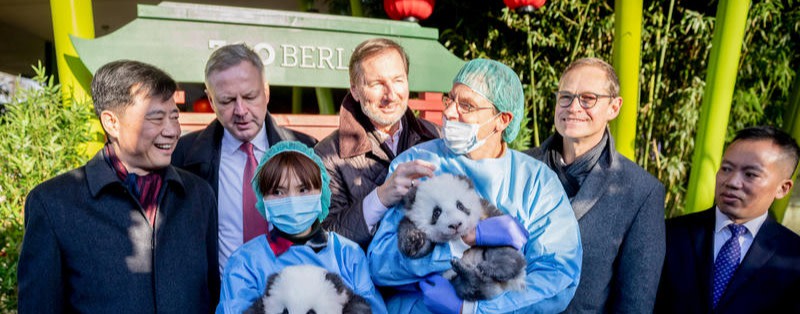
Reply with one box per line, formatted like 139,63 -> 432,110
712,223 -> 747,308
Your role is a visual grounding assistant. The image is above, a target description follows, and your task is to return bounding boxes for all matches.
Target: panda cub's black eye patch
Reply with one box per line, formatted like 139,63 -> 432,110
432,206 -> 442,224
456,201 -> 470,215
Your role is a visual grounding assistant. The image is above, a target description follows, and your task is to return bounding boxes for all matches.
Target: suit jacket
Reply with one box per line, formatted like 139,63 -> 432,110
528,133 -> 666,313
314,93 -> 439,249
171,112 -> 317,197
18,151 -> 218,313
656,208 -> 800,314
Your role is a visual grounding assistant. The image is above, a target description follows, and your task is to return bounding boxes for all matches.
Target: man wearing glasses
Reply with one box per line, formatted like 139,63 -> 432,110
526,57 -> 666,313
368,58 -> 581,313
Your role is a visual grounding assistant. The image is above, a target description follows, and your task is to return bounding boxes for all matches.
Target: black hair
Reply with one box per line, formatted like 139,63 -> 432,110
91,60 -> 176,117
732,126 -> 800,176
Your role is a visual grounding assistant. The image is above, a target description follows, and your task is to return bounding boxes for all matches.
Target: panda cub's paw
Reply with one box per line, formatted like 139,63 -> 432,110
397,217 -> 434,258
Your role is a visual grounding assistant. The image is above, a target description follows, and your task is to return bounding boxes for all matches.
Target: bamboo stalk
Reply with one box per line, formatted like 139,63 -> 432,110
610,0 -> 644,160
685,0 -> 751,214
771,65 -> 800,222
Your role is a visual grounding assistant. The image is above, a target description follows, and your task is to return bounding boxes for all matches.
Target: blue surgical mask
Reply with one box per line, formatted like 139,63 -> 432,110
443,113 -> 501,155
263,194 -> 322,235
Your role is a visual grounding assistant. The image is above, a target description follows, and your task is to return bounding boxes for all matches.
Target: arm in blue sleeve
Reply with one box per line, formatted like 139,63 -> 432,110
216,250 -> 265,314
367,206 -> 453,286
475,177 -> 582,313
610,183 -> 666,312
347,246 -> 389,314
18,190 -> 64,314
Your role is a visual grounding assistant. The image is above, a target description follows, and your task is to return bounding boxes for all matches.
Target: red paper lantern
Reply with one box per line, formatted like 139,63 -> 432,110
192,97 -> 214,113
503,0 -> 546,13
384,0 -> 435,22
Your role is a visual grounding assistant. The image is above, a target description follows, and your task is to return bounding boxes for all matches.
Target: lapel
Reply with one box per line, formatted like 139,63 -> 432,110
335,93 -> 436,162
555,132 -> 616,221
182,119 -> 223,190
690,208 -> 717,311
717,216 -> 780,308
570,152 -> 613,220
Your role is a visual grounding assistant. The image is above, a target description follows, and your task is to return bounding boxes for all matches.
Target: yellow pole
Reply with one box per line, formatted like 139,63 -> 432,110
684,0 -> 751,214
51,0 -> 103,154
610,0 -> 644,160
51,0 -> 94,104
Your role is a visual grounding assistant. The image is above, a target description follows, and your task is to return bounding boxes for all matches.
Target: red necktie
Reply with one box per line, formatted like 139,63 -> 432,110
240,142 -> 268,242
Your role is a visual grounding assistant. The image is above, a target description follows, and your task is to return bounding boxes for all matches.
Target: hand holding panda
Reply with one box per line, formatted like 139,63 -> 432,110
397,174 -> 528,301
245,265 -> 372,314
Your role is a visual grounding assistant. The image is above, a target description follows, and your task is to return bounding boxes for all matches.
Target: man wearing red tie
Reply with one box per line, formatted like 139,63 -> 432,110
656,126 -> 800,313
172,44 -> 317,274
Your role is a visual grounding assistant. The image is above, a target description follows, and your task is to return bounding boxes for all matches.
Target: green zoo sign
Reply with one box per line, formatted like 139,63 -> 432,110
71,2 -> 465,92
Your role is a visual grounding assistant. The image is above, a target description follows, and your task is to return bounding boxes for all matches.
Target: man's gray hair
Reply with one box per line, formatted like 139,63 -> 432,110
205,43 -> 264,82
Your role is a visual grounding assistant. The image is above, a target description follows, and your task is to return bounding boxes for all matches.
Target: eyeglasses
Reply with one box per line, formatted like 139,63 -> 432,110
554,91 -> 615,109
442,94 -> 496,115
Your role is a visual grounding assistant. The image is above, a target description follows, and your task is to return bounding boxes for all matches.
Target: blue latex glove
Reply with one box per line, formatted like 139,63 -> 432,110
476,215 -> 529,250
419,274 -> 463,314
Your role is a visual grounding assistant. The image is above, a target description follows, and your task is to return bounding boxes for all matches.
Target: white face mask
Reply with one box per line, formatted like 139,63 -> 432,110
443,113 -> 500,155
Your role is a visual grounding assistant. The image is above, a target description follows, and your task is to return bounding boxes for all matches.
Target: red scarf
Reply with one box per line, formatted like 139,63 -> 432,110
267,230 -> 294,256
104,145 -> 163,227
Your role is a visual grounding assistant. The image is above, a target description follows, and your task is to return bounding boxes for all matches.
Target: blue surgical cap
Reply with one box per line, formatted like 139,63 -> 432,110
252,141 -> 331,222
453,58 -> 524,143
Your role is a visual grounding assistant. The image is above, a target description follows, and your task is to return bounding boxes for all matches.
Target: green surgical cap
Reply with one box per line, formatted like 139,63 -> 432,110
252,141 -> 331,222
453,58 -> 524,143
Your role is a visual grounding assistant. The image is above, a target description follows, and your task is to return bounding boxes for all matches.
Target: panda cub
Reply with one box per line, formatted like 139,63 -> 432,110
245,265 -> 371,314
398,173 -> 527,301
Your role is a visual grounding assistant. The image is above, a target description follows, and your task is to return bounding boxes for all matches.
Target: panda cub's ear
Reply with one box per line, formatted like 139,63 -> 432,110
455,174 -> 476,190
264,272 -> 280,298
403,182 -> 419,210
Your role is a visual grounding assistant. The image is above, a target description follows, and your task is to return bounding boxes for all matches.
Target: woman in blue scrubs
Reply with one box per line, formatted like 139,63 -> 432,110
217,141 -> 387,314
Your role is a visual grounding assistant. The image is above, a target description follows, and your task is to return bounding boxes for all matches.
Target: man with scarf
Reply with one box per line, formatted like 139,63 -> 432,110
526,57 -> 666,313
315,38 -> 439,249
18,60 -> 218,313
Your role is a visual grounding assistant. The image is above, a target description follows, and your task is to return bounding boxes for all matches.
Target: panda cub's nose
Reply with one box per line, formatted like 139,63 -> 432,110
449,222 -> 462,231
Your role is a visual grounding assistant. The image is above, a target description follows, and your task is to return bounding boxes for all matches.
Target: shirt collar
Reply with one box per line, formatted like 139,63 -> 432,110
714,206 -> 768,237
221,125 -> 269,155
375,119 -> 403,141
375,120 -> 404,154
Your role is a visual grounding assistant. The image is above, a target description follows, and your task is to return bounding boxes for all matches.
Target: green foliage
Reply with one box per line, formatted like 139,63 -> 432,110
0,64 -> 93,312
325,0 -> 800,217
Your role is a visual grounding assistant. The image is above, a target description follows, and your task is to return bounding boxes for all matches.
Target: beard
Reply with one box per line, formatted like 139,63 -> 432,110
360,101 -> 407,129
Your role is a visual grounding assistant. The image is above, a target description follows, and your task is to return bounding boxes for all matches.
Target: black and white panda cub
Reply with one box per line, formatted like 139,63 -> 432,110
398,173 -> 527,301
245,265 -> 372,314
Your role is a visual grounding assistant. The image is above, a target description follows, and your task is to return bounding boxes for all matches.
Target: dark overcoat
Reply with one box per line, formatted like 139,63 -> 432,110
18,151 -> 218,313
528,134 -> 666,313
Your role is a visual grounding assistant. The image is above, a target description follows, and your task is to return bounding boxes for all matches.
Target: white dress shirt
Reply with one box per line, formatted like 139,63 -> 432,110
713,207 -> 768,263
217,127 -> 269,272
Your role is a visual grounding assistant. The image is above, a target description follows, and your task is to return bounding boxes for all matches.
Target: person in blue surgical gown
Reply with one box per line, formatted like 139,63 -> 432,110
367,59 -> 583,314
217,141 -> 387,313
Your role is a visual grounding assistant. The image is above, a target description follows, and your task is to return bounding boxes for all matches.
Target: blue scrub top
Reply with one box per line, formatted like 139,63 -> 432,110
217,231 -> 387,314
367,139 -> 582,313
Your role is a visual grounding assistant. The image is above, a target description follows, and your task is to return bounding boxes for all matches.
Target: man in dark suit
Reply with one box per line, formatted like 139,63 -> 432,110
656,126 -> 800,313
527,57 -> 666,313
18,60 -> 218,313
171,44 -> 316,272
